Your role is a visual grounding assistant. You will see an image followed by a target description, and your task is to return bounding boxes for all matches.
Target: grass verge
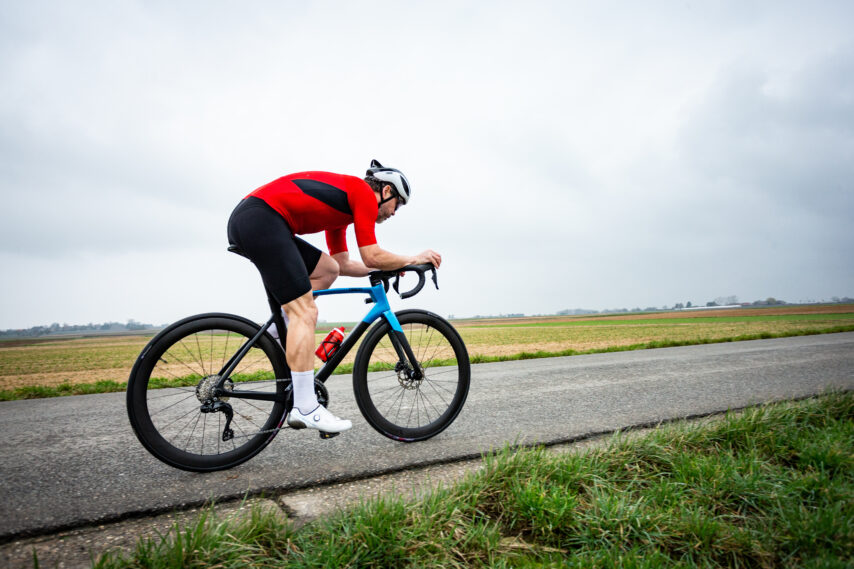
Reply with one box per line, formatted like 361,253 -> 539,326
89,392 -> 853,568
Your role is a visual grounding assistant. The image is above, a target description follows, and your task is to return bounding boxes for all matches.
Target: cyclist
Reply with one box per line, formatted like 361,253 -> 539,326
227,160 -> 442,434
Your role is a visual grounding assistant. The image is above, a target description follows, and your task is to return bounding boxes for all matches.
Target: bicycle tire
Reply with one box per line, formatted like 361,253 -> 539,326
127,313 -> 290,472
353,310 -> 470,442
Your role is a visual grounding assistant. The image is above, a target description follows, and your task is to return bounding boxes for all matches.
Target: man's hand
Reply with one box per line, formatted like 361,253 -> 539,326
412,249 -> 442,268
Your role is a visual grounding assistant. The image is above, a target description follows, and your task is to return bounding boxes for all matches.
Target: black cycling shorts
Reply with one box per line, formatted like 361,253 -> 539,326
227,197 -> 322,305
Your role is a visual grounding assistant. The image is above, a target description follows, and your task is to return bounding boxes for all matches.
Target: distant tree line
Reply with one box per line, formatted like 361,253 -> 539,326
0,319 -> 159,338
454,296 -> 853,320
677,296 -> 852,309
448,313 -> 526,320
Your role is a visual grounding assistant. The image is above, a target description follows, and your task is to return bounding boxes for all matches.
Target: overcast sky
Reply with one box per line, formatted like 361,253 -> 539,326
1,1 -> 852,329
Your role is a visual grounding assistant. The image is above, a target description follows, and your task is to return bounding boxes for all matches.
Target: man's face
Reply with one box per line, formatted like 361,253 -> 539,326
376,186 -> 400,224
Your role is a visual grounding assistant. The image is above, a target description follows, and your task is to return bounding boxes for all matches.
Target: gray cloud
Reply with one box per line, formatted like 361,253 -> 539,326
2,1 -> 854,328
676,49 -> 854,245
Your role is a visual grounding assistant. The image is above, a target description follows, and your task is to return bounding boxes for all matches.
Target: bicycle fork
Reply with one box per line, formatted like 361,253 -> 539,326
387,329 -> 423,380
362,285 -> 423,381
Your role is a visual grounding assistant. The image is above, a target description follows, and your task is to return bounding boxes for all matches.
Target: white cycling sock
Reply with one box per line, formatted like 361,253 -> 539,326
268,310 -> 290,340
291,370 -> 318,414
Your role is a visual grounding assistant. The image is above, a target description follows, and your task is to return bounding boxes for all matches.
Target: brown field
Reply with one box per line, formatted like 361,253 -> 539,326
451,304 -> 854,326
2,304 -> 853,392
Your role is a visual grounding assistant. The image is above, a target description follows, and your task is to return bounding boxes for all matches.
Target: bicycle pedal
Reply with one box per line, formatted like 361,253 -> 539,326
319,431 -> 340,440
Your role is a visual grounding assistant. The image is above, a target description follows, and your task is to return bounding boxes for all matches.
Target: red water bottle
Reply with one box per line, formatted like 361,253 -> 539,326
315,327 -> 345,362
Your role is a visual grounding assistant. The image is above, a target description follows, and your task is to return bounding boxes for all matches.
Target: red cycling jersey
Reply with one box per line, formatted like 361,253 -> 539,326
247,171 -> 378,256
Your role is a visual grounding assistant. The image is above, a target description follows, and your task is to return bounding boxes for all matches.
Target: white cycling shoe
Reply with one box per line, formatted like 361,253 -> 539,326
287,405 -> 352,433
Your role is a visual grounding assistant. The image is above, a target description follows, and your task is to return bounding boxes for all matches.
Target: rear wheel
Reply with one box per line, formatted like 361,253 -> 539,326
353,310 -> 470,442
126,314 -> 290,472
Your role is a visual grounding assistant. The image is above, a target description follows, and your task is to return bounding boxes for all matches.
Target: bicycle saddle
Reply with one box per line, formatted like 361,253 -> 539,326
227,244 -> 248,258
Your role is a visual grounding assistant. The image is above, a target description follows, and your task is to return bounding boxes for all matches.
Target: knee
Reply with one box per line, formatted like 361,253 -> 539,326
320,269 -> 338,291
306,302 -> 319,325
283,295 -> 318,328
298,303 -> 319,327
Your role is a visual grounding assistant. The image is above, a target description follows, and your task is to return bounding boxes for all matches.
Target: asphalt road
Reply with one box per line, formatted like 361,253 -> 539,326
1,332 -> 853,540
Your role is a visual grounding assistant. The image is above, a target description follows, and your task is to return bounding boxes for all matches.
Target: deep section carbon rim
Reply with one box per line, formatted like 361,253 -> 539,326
127,315 -> 288,471
354,311 -> 469,441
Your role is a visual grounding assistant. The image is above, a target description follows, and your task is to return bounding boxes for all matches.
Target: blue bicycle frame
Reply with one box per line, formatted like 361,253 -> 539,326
312,280 -> 420,384
216,270 -> 428,403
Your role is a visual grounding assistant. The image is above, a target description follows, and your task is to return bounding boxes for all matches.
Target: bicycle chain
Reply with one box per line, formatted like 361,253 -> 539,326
218,376 -> 334,441
226,378 -> 292,440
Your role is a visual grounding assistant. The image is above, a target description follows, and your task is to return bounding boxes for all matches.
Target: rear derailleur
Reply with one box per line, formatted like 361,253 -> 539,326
200,400 -> 234,442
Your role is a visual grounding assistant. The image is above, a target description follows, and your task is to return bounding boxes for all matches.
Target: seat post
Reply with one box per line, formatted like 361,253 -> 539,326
266,287 -> 287,354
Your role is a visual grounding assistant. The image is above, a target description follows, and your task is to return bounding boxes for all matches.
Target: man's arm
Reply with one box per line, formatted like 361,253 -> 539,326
332,251 -> 373,277
359,244 -> 442,271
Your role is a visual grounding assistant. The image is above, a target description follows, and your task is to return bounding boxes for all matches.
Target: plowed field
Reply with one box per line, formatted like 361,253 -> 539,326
2,304 -> 853,394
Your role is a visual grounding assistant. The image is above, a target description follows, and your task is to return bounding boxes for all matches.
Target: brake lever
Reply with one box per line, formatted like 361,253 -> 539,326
431,267 -> 439,290
393,274 -> 401,295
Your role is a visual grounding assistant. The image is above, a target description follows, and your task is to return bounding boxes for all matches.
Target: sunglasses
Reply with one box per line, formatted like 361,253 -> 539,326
379,189 -> 403,211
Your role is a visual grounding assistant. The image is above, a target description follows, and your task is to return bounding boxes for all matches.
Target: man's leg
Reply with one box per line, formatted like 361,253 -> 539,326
310,252 -> 339,291
269,253 -> 338,340
281,291 -> 318,375
228,203 -> 349,431
283,290 -> 351,432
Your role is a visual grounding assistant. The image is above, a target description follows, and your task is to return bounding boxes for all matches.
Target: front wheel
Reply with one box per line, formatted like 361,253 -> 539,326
353,310 -> 470,442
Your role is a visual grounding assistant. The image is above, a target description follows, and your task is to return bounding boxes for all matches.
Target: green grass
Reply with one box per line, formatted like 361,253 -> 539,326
89,392 -> 854,568
1,380 -> 129,400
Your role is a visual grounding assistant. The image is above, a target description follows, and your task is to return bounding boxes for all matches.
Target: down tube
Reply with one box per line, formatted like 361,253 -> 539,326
312,282 -> 411,382
314,320 -> 370,383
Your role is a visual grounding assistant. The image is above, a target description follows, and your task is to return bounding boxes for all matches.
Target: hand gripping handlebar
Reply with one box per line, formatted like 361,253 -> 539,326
368,264 -> 439,299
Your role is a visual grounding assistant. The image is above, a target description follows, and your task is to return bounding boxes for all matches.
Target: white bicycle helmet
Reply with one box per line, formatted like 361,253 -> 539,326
366,159 -> 411,205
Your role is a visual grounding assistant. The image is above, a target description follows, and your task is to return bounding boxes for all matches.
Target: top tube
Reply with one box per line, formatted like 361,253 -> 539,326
313,282 -> 401,330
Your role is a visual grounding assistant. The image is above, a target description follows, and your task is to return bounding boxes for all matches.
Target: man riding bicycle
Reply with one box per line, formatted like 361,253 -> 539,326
227,160 -> 442,434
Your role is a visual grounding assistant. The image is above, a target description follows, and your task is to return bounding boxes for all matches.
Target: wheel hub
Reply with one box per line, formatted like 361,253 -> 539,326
195,375 -> 233,403
396,365 -> 424,390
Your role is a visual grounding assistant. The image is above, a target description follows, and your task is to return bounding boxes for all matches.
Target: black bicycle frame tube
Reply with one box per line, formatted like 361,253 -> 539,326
313,319 -> 371,383
211,316 -> 285,403
217,315 -> 275,380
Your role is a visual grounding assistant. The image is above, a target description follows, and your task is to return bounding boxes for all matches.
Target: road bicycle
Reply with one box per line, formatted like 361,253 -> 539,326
126,248 -> 470,472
